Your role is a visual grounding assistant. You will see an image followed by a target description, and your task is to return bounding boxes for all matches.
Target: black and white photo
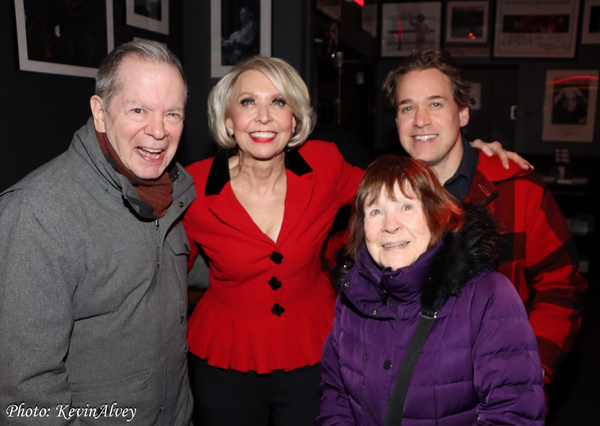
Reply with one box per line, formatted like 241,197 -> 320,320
14,0 -> 114,78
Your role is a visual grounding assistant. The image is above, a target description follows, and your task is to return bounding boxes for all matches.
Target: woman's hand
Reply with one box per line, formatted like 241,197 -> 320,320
470,139 -> 533,170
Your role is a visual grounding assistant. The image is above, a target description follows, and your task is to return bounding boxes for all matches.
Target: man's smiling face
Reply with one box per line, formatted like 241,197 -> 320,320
394,68 -> 469,181
91,56 -> 186,180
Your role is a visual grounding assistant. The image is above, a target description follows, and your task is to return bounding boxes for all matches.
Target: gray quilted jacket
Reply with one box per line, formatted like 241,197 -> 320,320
0,118 -> 196,425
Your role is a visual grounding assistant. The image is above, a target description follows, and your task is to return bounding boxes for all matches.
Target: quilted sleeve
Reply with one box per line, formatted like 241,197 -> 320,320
317,300 -> 356,426
471,272 -> 546,425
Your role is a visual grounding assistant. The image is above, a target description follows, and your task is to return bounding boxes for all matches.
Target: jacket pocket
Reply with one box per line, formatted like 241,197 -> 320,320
68,370 -> 154,424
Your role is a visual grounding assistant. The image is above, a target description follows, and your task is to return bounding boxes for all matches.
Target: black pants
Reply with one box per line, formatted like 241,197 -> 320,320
189,354 -> 321,426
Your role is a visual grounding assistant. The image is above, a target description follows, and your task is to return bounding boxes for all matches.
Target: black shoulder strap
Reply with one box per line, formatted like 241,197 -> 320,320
383,310 -> 436,426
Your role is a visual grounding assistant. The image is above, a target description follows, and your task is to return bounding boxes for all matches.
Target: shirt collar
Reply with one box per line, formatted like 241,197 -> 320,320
443,138 -> 479,201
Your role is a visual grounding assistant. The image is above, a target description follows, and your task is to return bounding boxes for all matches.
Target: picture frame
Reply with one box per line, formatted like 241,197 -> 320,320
126,0 -> 169,35
493,0 -> 580,58
211,0 -> 271,78
542,69 -> 599,143
582,0 -> 600,44
470,82 -> 482,110
381,2 -> 442,57
446,1 -> 489,44
14,0 -> 114,78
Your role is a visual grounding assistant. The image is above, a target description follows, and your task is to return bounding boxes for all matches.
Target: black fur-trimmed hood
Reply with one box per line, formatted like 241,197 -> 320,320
420,203 -> 500,314
336,203 -> 500,315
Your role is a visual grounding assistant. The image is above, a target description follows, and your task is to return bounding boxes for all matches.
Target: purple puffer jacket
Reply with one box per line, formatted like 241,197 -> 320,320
318,206 -> 545,425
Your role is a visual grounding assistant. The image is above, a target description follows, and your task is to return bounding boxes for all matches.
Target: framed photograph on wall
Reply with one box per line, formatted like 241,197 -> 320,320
126,0 -> 169,35
14,0 -> 114,78
470,82 -> 482,110
494,0 -> 580,58
582,0 -> 600,44
381,2 -> 442,57
446,1 -> 489,43
542,69 -> 599,142
211,0 -> 271,78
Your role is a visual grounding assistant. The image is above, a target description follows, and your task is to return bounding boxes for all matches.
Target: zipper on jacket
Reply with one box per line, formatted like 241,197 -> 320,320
155,218 -> 160,268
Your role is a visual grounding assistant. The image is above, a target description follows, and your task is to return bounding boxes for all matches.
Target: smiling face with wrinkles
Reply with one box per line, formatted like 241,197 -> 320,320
364,182 -> 432,271
90,56 -> 186,180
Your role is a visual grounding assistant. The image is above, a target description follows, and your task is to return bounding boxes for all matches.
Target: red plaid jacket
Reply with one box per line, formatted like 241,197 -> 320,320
466,152 -> 587,381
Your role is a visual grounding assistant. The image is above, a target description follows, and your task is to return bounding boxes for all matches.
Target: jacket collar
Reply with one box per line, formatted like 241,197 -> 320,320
465,168 -> 499,206
466,151 -> 534,206
343,243 -> 443,319
71,118 -> 195,221
205,148 -> 313,196
203,146 -> 315,246
340,204 -> 500,318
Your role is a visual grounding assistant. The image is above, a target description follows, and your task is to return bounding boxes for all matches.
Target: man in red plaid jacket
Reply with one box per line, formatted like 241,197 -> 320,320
382,49 -> 587,392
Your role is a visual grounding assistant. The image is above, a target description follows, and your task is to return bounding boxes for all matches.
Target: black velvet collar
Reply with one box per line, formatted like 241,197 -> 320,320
205,148 -> 313,196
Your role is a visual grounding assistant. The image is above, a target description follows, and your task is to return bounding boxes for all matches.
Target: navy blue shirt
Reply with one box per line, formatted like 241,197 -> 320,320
443,138 -> 479,202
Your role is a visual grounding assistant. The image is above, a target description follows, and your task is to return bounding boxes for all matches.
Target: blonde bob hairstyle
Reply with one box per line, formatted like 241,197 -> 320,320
208,55 -> 316,149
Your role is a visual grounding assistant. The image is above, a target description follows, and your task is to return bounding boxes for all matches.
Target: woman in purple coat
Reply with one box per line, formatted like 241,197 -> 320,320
318,155 -> 545,425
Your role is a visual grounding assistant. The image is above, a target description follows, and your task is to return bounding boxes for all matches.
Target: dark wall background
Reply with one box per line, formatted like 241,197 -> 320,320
2,0 -> 600,192
365,1 -> 600,158
1,0 -> 94,191
1,1 -> 599,422
179,0 -> 310,170
0,0 -> 184,192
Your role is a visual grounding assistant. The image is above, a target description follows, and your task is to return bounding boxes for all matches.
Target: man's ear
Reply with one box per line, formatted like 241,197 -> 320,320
459,106 -> 470,128
90,95 -> 106,132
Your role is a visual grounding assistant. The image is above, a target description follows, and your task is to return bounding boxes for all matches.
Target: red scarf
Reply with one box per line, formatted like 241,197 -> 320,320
97,131 -> 173,218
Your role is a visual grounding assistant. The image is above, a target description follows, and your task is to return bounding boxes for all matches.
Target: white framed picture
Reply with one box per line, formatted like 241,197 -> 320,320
14,0 -> 114,78
582,0 -> 600,44
494,0 -> 580,58
381,2 -> 442,57
126,0 -> 169,35
211,0 -> 272,78
446,1 -> 489,44
542,69 -> 599,142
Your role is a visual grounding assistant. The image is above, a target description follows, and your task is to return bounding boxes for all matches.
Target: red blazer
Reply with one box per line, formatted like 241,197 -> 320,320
183,141 -> 364,373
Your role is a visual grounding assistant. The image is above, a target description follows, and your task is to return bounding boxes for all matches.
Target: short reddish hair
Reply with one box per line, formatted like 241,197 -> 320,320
346,154 -> 465,259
